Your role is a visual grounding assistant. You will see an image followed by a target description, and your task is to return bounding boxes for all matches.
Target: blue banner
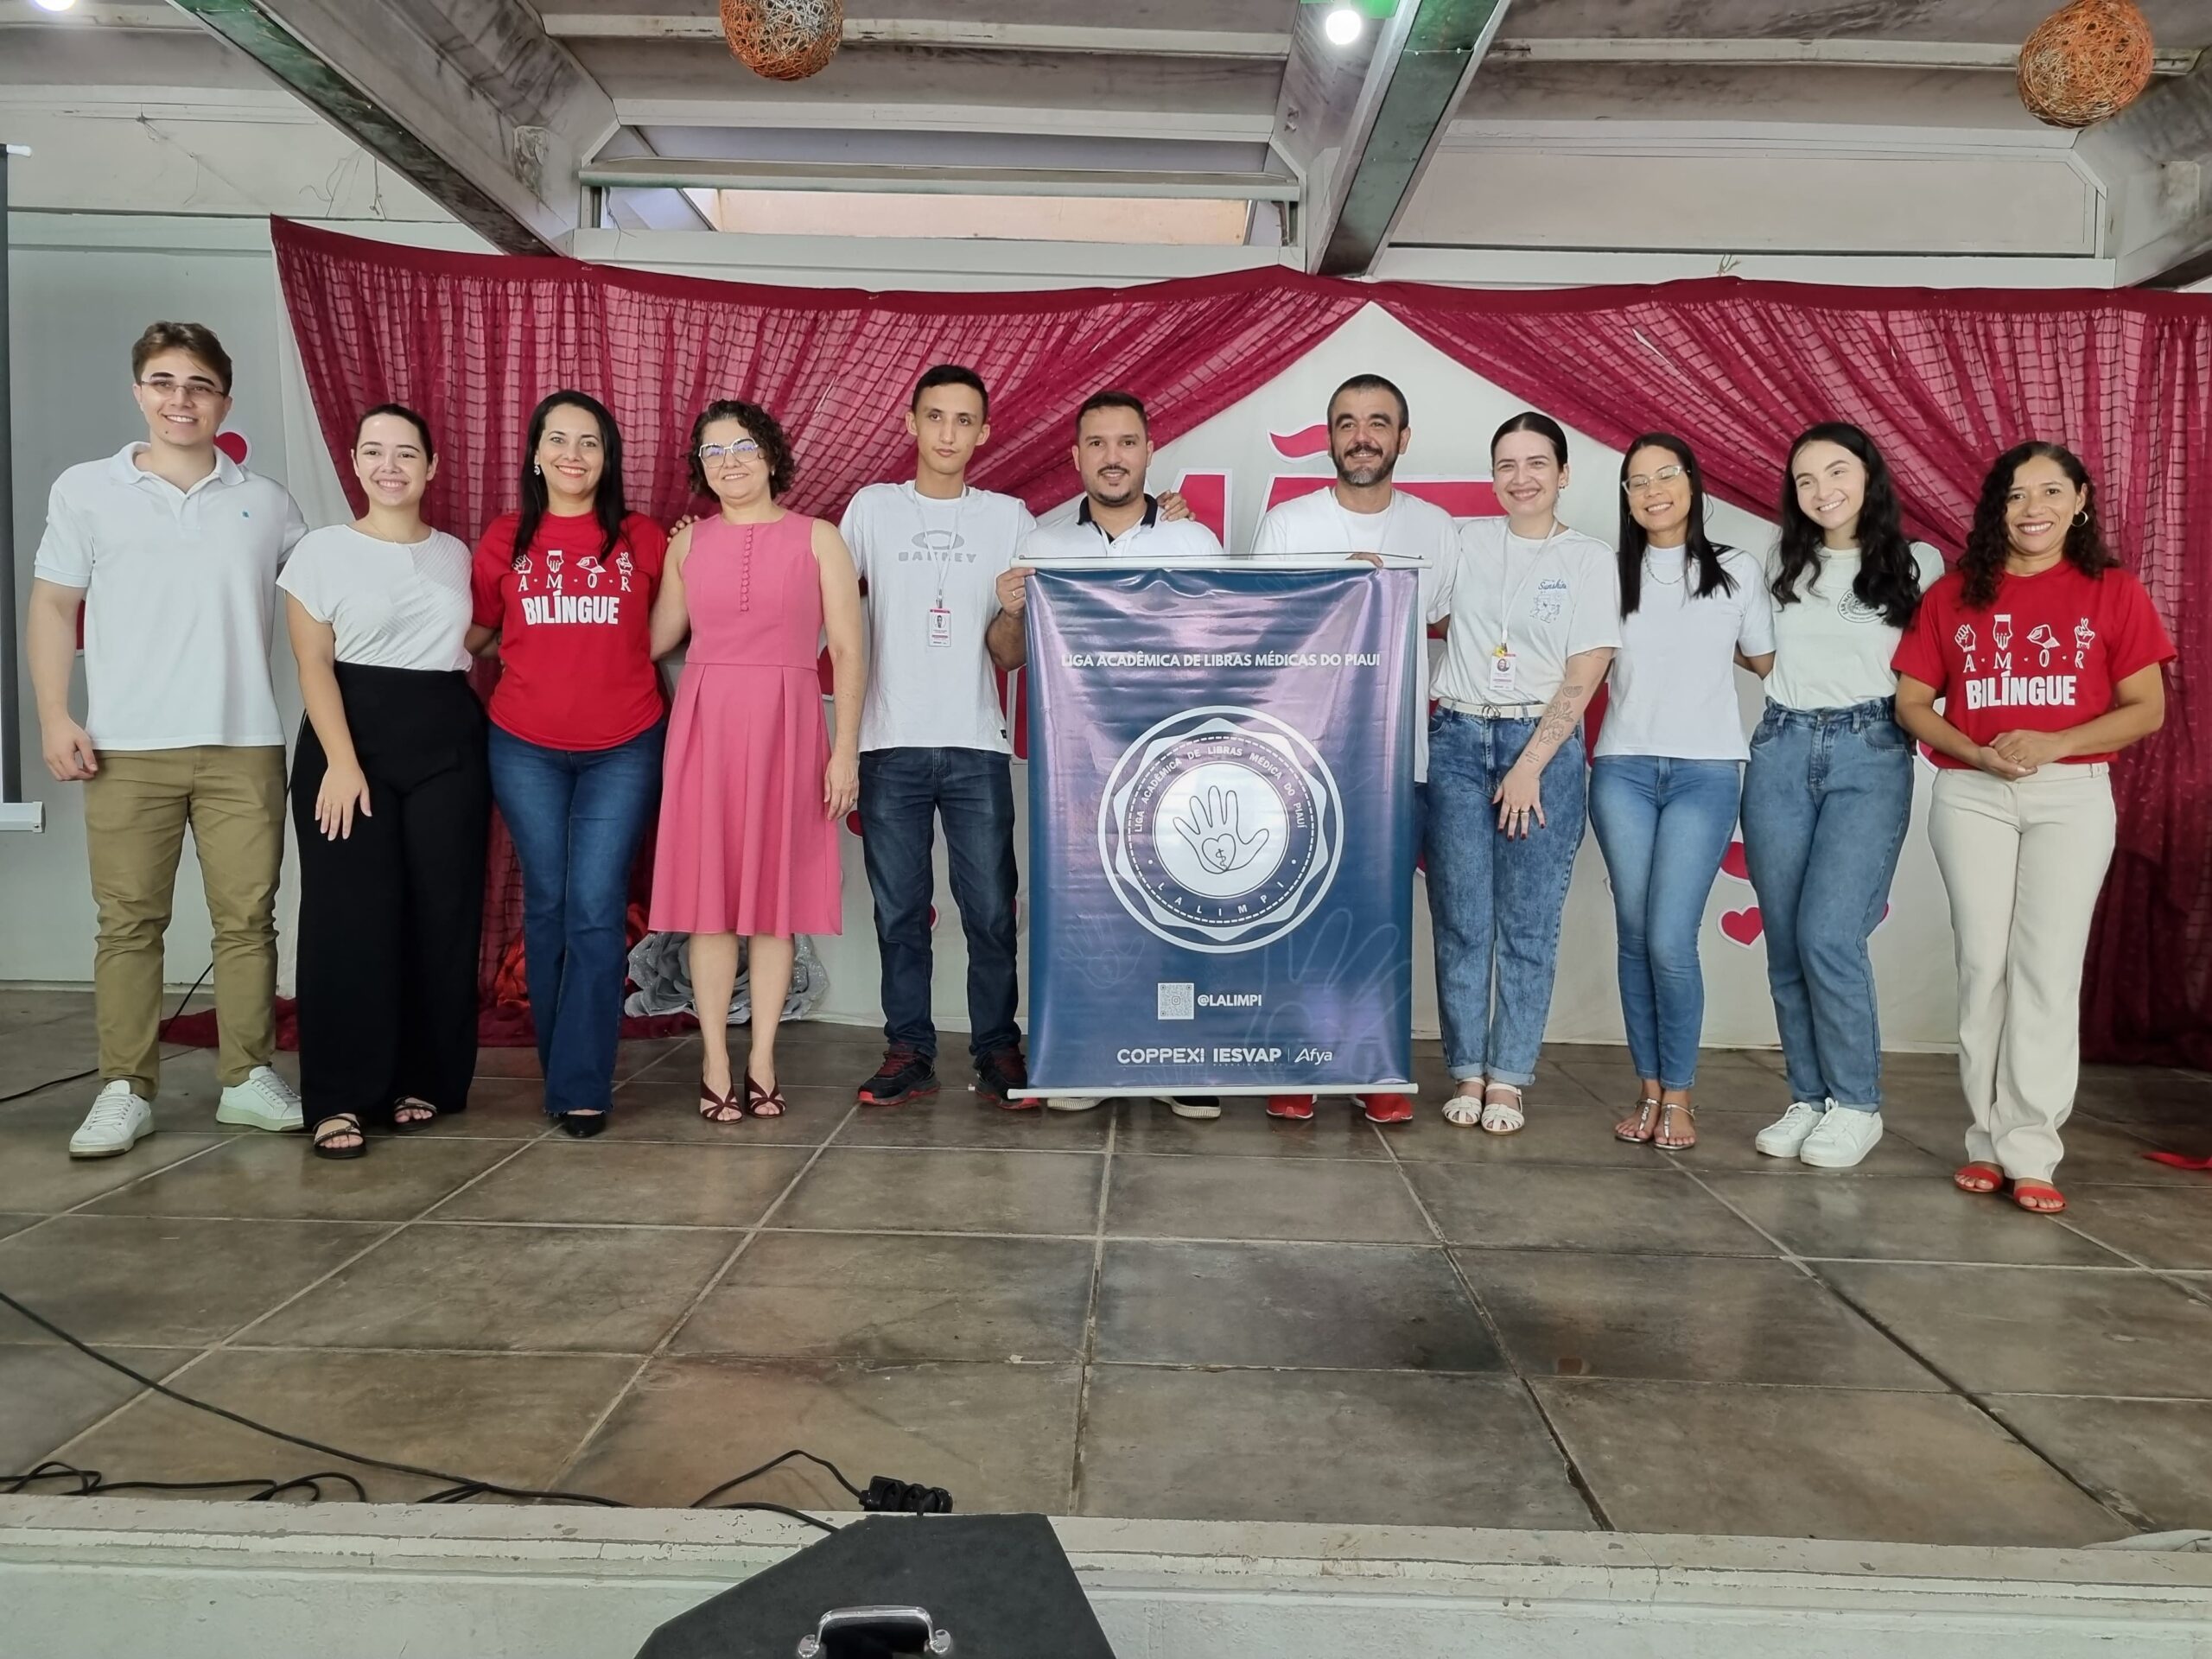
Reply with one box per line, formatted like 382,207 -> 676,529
1026,565 -> 1417,1095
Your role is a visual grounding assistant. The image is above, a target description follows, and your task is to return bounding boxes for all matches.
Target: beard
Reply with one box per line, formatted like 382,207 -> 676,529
1334,446 -> 1395,489
1087,470 -> 1141,507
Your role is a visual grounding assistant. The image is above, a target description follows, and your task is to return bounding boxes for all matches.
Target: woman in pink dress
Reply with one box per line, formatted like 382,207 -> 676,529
648,400 -> 865,1122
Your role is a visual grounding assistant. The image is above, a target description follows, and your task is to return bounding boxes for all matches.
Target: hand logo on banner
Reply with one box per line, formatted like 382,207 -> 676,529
1174,786 -> 1271,878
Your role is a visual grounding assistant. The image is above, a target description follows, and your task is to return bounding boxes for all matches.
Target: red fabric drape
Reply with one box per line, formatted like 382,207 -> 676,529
270,219 -> 2211,1067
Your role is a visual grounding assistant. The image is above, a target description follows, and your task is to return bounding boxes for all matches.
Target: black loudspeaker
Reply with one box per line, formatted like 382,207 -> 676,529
634,1513 -> 1118,1659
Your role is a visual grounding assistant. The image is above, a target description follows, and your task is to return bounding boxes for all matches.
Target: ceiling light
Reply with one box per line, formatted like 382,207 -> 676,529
1323,4 -> 1363,46
30,0 -> 79,11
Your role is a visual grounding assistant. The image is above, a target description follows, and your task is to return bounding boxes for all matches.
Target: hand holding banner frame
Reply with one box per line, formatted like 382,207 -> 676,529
1020,562 -> 1419,1097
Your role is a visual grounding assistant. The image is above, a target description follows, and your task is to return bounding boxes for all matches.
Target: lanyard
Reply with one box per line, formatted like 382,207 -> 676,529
1497,519 -> 1565,652
916,485 -> 967,607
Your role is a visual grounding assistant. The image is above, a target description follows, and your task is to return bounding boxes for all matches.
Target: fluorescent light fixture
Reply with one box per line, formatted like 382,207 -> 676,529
31,0 -> 79,12
1323,3 -> 1363,46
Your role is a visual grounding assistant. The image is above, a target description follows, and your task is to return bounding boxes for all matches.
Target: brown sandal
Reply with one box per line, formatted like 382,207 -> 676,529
1616,1096 -> 1660,1143
698,1080 -> 744,1124
745,1075 -> 786,1118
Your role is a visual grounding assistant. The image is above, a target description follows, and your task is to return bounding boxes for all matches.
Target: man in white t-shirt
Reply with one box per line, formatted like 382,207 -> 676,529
1246,373 -> 1452,1128
989,390 -> 1225,1121
842,365 -> 1039,1114
28,321 -> 310,1158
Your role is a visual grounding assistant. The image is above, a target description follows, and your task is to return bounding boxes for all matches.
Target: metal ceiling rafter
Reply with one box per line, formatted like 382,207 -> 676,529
1306,0 -> 1511,276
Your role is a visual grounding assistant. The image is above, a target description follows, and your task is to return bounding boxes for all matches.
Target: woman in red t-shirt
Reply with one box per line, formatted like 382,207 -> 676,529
467,391 -> 669,1136
1892,442 -> 2173,1214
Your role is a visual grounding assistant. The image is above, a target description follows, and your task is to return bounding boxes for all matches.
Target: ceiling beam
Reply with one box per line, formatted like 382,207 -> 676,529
580,155 -> 1299,200
1304,0 -> 1512,276
538,15 -> 1294,57
164,0 -> 620,253
1489,37 -> 2199,75
2078,51 -> 2212,289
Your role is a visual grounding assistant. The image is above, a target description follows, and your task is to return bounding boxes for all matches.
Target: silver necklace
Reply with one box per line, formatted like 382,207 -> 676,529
1643,546 -> 1688,586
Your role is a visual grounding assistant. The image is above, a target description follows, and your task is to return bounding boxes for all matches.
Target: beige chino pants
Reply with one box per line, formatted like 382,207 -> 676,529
82,745 -> 287,1096
1927,763 -> 2115,1184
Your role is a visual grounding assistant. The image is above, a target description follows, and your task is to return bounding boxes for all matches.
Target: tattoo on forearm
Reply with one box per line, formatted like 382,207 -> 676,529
1532,679 -> 1586,753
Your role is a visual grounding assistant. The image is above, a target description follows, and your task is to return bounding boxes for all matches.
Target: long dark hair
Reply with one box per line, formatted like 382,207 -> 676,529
512,390 -> 628,569
1617,433 -> 1736,617
1773,423 -> 1922,627
1959,441 -> 2118,610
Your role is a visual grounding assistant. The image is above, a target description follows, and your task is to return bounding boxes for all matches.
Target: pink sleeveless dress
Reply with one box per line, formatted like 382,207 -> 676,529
649,512 -> 842,936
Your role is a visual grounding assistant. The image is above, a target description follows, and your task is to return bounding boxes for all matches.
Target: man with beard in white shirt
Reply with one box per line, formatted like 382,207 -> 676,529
989,389 -> 1225,1121
1247,373 -> 1450,1127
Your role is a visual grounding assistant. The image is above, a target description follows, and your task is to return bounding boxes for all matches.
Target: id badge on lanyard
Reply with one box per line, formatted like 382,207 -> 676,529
1487,645 -> 1519,696
927,605 -> 953,648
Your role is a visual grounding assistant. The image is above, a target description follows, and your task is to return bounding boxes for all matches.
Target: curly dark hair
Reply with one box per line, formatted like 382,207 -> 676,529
686,398 -> 796,499
1958,441 -> 2117,610
1774,423 -> 1922,628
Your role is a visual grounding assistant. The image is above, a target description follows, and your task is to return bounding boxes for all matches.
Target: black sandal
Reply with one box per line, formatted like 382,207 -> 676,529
390,1097 -> 437,1135
557,1109 -> 608,1139
312,1114 -> 366,1160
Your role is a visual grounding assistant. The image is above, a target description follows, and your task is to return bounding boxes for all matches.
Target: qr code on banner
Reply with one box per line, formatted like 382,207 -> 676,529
1157,982 -> 1196,1021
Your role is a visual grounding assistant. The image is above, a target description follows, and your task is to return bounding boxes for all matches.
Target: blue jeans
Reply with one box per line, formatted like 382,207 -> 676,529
1589,755 -> 1742,1090
1425,710 -> 1586,1088
858,747 -> 1020,1062
1741,698 -> 1914,1112
487,720 -> 664,1116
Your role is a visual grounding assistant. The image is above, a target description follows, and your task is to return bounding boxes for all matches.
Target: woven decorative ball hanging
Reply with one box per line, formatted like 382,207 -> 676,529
721,0 -> 842,82
2018,0 -> 2155,129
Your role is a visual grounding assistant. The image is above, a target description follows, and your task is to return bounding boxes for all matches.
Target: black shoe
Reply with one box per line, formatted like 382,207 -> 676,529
858,1046 -> 938,1107
556,1111 -> 607,1139
976,1046 -> 1033,1110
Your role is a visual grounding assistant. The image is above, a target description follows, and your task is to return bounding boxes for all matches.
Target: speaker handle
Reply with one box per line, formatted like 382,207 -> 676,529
795,1605 -> 954,1656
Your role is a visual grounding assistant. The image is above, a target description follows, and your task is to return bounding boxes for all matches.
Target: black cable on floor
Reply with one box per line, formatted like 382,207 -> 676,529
156,964 -> 215,1045
0,1284 -> 850,1532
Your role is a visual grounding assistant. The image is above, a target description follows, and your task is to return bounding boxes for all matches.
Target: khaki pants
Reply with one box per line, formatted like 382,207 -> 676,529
1928,764 -> 2115,1183
83,746 -> 287,1096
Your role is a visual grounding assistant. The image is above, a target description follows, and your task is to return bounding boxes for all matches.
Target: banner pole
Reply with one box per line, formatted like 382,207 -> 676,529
0,143 -> 40,833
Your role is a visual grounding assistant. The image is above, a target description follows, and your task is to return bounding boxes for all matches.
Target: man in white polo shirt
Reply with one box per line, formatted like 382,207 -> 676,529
1246,372 -> 1452,1128
842,365 -> 1037,1113
28,321 -> 309,1157
989,389 -> 1225,1121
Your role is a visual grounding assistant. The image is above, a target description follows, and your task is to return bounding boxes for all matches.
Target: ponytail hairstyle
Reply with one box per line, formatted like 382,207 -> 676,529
1490,410 -> 1568,467
1958,442 -> 2117,610
1774,422 -> 1922,628
1616,433 -> 1736,618
512,390 -> 629,569
353,402 -> 435,461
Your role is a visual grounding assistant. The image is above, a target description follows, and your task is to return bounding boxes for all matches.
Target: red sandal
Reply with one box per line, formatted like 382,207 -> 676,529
698,1080 -> 743,1125
745,1075 -> 787,1118
1953,1162 -> 2004,1195
2012,1180 -> 2067,1215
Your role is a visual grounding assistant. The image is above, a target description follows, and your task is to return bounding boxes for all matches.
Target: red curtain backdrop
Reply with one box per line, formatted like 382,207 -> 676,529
270,219 -> 2211,1068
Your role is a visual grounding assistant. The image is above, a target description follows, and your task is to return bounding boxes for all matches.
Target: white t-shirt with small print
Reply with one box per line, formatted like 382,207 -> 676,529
1765,541 -> 1947,711
1430,518 -> 1621,711
1596,543 -> 1776,762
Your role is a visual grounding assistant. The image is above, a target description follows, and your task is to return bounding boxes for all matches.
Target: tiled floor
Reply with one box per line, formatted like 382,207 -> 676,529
3,986 -> 2211,1546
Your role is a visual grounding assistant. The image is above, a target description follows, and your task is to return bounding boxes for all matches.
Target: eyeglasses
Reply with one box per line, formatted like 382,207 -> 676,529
697,440 -> 762,463
138,375 -> 226,404
1622,464 -> 1688,497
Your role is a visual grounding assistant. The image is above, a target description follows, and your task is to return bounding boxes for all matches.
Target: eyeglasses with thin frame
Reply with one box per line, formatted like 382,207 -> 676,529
138,374 -> 226,404
697,439 -> 763,463
1622,463 -> 1688,498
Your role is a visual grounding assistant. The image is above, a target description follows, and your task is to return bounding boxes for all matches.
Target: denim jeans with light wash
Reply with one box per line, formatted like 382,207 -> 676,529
487,720 -> 664,1117
858,747 -> 1020,1063
1740,697 -> 1914,1113
1589,754 -> 1743,1090
1425,709 -> 1586,1088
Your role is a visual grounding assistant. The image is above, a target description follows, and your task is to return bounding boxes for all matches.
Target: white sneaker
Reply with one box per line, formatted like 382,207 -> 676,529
1799,1107 -> 1884,1169
1158,1096 -> 1222,1121
70,1081 -> 154,1159
1046,1096 -> 1105,1113
217,1065 -> 305,1132
1753,1101 -> 1827,1159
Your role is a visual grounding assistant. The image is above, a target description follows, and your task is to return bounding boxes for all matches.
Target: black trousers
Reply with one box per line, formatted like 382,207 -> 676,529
292,664 -> 490,1123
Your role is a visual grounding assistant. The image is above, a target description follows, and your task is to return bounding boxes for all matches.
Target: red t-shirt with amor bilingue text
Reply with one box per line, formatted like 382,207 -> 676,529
471,510 -> 669,751
1891,560 -> 2173,767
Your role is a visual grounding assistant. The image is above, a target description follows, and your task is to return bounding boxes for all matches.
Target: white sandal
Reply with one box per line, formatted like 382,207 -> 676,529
1443,1087 -> 1484,1128
1479,1083 -> 1527,1135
